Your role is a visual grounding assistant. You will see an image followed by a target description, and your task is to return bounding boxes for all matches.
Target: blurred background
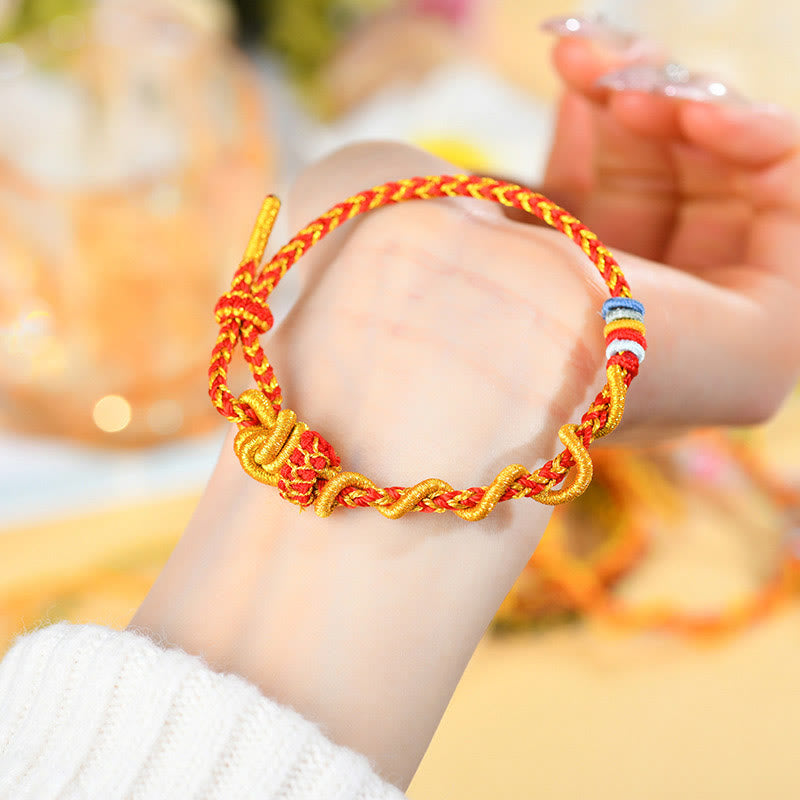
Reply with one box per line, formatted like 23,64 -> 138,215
1,1 -> 799,798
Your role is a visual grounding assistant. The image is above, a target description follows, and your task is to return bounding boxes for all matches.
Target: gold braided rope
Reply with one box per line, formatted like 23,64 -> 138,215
210,176 -> 645,519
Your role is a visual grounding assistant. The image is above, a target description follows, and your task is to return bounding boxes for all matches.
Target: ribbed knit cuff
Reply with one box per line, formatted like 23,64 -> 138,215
0,623 -> 406,800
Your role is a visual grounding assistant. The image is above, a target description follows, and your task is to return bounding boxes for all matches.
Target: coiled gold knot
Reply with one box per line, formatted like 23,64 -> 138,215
234,389 -> 341,507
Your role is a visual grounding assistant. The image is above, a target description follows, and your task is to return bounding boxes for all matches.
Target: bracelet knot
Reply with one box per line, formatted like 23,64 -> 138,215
214,290 -> 274,334
233,389 -> 341,507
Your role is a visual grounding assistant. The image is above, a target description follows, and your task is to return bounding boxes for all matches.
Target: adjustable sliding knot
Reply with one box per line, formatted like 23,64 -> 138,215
214,288 -> 274,334
210,176 -> 648,519
233,389 -> 341,508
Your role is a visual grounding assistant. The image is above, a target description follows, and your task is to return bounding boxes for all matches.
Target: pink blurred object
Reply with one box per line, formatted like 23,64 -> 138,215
413,0 -> 475,25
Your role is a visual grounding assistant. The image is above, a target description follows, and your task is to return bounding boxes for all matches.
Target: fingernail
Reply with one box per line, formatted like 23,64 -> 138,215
716,102 -> 800,135
540,14 -> 659,61
596,63 -> 749,105
540,14 -> 635,49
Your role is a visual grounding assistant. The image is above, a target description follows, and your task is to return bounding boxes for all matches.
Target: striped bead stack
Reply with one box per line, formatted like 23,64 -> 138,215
602,297 -> 646,365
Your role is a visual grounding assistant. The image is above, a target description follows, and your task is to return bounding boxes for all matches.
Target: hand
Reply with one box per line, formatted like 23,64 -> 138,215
541,24 -> 800,436
129,31 -> 800,790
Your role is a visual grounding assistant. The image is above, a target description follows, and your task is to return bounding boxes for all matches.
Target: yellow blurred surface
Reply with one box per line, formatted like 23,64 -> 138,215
409,457 -> 800,798
1,485 -> 798,799
411,605 -> 800,799
0,494 -> 196,648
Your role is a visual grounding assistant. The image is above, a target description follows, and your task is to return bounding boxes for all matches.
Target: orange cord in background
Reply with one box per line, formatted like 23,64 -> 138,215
500,440 -> 800,638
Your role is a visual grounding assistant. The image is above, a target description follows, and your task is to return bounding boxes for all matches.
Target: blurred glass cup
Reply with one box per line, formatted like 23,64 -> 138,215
0,0 -> 273,445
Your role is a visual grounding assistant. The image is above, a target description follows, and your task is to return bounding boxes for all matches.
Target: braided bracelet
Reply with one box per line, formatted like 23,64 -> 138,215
209,175 -> 647,520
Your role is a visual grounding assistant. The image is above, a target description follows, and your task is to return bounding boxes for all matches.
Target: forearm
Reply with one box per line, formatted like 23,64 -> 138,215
129,440 -> 552,788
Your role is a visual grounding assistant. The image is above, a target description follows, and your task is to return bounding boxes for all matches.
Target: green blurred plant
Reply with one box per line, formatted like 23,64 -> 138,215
261,0 -> 393,79
0,0 -> 88,42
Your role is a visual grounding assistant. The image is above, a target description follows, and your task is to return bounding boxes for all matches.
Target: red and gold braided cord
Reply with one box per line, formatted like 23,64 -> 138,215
209,175 -> 646,519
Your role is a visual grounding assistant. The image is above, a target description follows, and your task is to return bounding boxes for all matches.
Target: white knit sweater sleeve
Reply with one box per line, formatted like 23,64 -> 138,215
0,623 -> 408,800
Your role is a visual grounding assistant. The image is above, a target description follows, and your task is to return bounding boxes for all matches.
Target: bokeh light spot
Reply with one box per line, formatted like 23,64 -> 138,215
93,395 -> 132,433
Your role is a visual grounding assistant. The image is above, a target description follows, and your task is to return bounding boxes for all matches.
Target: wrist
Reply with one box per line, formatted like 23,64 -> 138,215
130,436 -> 552,786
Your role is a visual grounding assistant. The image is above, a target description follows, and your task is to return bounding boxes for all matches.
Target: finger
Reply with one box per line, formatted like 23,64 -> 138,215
574,99 -> 678,259
674,102 -> 800,282
607,91 -> 683,140
748,152 -> 800,216
544,37 -> 675,223
542,91 -> 596,214
546,38 -> 688,260
551,33 -> 665,101
742,151 -> 800,283
679,102 -> 800,167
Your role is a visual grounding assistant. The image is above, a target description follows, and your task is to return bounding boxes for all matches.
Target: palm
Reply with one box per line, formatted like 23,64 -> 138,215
270,163 -> 606,497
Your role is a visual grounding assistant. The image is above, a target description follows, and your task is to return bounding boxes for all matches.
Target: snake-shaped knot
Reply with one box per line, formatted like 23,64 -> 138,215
233,389 -> 341,507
